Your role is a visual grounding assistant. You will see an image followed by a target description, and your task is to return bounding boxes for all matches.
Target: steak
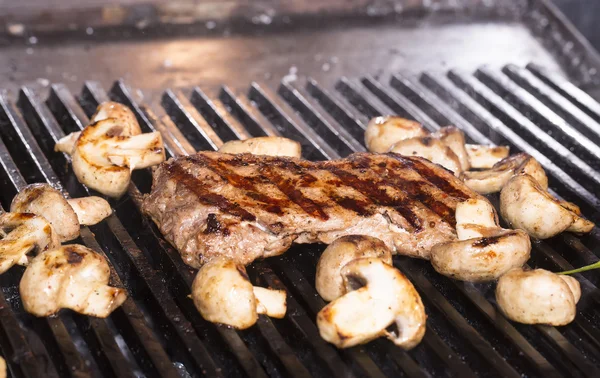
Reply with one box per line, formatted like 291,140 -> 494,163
142,151 -> 482,268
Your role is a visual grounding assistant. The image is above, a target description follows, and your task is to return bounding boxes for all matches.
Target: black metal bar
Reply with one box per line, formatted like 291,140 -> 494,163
248,82 -> 339,160
190,87 -> 249,141
218,86 -> 279,137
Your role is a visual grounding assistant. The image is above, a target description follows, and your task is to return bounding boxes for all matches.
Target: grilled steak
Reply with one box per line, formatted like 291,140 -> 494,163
142,151 -> 483,267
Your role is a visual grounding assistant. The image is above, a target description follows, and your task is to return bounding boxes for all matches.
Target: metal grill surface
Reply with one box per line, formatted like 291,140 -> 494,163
0,63 -> 599,378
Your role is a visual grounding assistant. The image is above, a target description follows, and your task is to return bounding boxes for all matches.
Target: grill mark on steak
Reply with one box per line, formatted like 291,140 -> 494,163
357,155 -> 456,226
325,165 -> 421,230
389,154 -> 471,199
166,160 -> 257,222
189,154 -> 285,215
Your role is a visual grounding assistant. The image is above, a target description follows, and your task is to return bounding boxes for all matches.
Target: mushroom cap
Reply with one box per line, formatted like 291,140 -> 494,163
465,144 -> 510,169
91,101 -> 142,136
10,183 -> 80,242
496,268 -> 580,326
316,235 -> 392,302
20,244 -> 126,317
219,136 -> 302,158
365,116 -> 427,153
389,136 -> 463,175
430,229 -> 531,282
433,126 -> 470,171
317,258 -> 426,349
500,174 -> 574,239
72,118 -> 133,198
192,257 -> 258,329
461,153 -> 547,194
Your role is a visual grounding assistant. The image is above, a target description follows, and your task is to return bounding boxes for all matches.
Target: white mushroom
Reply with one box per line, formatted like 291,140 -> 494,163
71,118 -> 165,198
461,153 -> 547,194
0,212 -> 60,274
430,198 -> 531,282
500,174 -> 594,239
315,235 -> 392,302
192,257 -> 287,329
20,244 -> 127,317
389,136 -> 463,175
55,102 -> 142,156
219,136 -> 302,158
495,268 -> 580,326
432,126 -> 470,171
0,356 -> 5,378
11,183 -> 112,242
365,116 -> 427,153
465,144 -> 510,169
317,258 -> 426,349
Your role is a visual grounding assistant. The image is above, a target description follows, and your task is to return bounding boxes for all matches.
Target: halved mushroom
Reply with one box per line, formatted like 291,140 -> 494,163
11,183 -> 112,242
72,118 -> 165,198
192,257 -> 287,329
365,116 -> 427,153
55,102 -> 142,155
219,136 -> 302,158
20,244 -> 127,317
432,126 -> 470,171
496,268 -> 580,326
0,355 -> 5,378
460,153 -> 547,194
317,258 -> 426,349
465,144 -> 510,169
500,174 -> 594,239
389,136 -> 463,175
430,198 -> 531,282
0,212 -> 60,274
316,235 -> 392,302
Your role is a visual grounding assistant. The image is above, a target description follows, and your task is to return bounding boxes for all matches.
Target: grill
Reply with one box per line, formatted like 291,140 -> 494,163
1,1 -> 600,377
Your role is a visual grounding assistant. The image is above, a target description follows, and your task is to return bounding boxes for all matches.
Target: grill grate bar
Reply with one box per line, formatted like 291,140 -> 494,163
191,87 -> 251,141
475,67 -> 600,170
447,69 -> 600,202
527,63 -> 600,122
219,86 -> 278,137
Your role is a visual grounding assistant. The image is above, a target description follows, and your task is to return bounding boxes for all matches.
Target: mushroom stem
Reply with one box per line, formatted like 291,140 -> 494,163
67,197 -> 112,226
100,132 -> 165,170
55,131 -> 80,154
253,287 -> 287,318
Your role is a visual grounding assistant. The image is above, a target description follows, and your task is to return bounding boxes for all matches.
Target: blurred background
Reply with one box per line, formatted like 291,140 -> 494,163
554,0 -> 600,51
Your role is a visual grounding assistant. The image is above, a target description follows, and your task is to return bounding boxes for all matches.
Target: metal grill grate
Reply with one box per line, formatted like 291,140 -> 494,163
0,63 -> 599,378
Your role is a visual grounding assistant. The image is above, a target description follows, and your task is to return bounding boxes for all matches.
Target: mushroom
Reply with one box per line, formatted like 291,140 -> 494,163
317,258 -> 426,349
432,126 -> 470,171
71,117 -> 165,198
219,136 -> 302,158
465,144 -> 510,169
0,356 -> 5,378
55,101 -> 142,155
500,174 -> 594,239
460,153 -> 547,194
192,257 -> 287,329
11,183 -> 112,242
0,212 -> 60,274
495,268 -> 580,326
20,244 -> 127,317
316,235 -> 392,302
365,116 -> 427,153
430,198 -> 531,282
389,136 -> 463,175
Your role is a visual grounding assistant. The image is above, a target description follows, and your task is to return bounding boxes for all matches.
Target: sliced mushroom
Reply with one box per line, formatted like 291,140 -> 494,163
430,198 -> 531,282
192,257 -> 287,329
317,258 -> 426,349
315,235 -> 392,302
0,212 -> 60,274
365,116 -> 427,153
72,118 -> 165,198
11,183 -> 112,241
20,244 -> 126,317
465,144 -> 510,169
0,355 -> 5,378
389,136 -> 463,175
496,268 -> 580,326
55,131 -> 80,154
219,136 -> 302,158
461,153 -> 547,194
432,126 -> 470,171
91,101 -> 142,135
500,174 -> 594,239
